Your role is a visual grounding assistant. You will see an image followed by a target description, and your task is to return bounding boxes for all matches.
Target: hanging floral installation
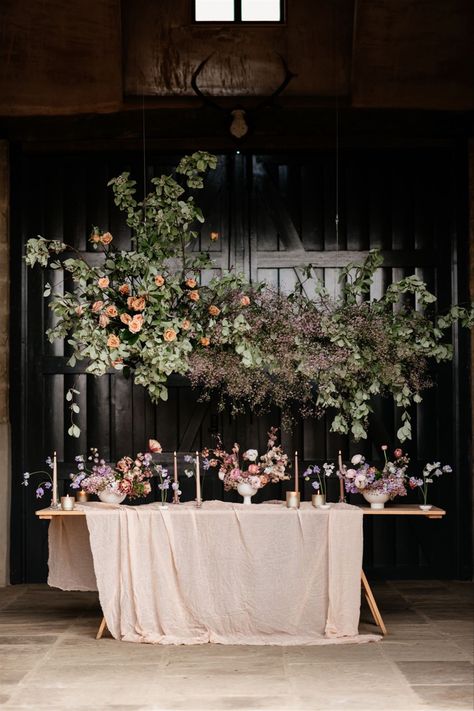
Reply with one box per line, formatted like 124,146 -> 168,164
25,152 -> 473,441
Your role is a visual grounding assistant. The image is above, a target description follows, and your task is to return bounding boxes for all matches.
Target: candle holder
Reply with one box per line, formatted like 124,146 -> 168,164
286,491 -> 300,509
76,490 -> 88,503
312,493 -> 326,508
60,495 -> 75,511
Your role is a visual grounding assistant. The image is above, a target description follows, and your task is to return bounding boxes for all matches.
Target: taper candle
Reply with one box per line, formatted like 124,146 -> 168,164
195,451 -> 202,507
294,451 -> 299,495
52,450 -> 58,508
173,451 -> 179,504
338,450 -> 345,502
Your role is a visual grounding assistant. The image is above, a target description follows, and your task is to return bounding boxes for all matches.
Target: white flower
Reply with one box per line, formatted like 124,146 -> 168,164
351,454 -> 364,465
243,449 -> 258,462
218,470 -> 225,481
442,465 -> 452,473
354,474 -> 367,489
346,468 -> 357,479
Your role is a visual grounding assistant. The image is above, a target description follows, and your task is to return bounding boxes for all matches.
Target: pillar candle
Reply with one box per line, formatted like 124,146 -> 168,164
338,449 -> 345,502
195,451 -> 202,507
52,450 -> 58,508
173,451 -> 179,503
294,451 -> 299,495
60,495 -> 74,511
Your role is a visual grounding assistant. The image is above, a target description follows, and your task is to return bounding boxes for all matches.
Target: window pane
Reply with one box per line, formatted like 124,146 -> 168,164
195,0 -> 235,21
241,0 -> 281,21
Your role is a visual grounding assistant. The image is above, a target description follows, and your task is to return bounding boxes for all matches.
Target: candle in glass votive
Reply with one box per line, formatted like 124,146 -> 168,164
76,489 -> 88,503
173,451 -> 179,504
52,451 -> 58,508
60,495 -> 75,511
294,451 -> 299,495
286,491 -> 300,509
195,451 -> 202,507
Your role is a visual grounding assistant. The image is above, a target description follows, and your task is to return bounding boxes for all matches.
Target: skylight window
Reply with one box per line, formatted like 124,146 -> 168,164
194,0 -> 284,22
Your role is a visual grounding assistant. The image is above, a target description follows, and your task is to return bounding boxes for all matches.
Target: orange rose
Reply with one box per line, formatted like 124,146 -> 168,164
75,305 -> 84,316
120,313 -> 132,325
127,296 -> 146,311
105,305 -> 118,318
164,328 -> 177,343
185,278 -> 197,289
107,334 -> 120,349
181,319 -> 191,330
208,305 -> 220,317
98,276 -> 109,289
129,316 -> 143,334
188,290 -> 200,302
119,284 -> 130,296
240,295 -> 250,307
89,232 -> 100,243
200,336 -> 210,347
154,275 -> 165,287
210,231 -> 219,241
101,231 -> 113,245
91,300 -> 104,313
99,314 -> 110,328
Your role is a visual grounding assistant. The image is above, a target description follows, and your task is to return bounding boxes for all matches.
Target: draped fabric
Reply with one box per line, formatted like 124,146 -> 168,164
49,501 -> 380,645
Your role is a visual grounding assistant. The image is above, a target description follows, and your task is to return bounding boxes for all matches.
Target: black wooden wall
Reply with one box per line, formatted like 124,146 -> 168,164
10,147 -> 472,583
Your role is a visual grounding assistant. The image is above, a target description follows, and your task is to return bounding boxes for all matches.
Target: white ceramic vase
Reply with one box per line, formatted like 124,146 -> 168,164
362,491 -> 390,509
237,482 -> 258,505
419,504 -> 432,511
98,487 -> 126,504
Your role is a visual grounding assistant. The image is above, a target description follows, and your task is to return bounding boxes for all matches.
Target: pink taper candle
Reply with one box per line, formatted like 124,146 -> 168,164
195,451 -> 202,507
294,451 -> 299,494
173,451 -> 179,504
52,450 -> 58,508
338,450 -> 344,502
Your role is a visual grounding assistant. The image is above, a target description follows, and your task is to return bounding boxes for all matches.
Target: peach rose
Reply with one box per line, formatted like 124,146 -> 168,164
163,328 -> 177,343
98,276 -> 110,289
99,313 -> 110,328
129,316 -> 143,334
148,439 -> 162,453
127,296 -> 146,311
75,305 -> 84,316
185,278 -> 197,289
101,231 -> 113,245
210,231 -> 219,241
105,305 -> 118,318
208,305 -> 220,317
154,275 -> 165,287
120,313 -> 132,325
89,232 -> 100,243
248,464 -> 260,475
119,284 -> 130,296
91,300 -> 104,313
188,290 -> 200,302
181,319 -> 191,330
200,336 -> 210,347
240,295 -> 250,307
107,334 -> 120,349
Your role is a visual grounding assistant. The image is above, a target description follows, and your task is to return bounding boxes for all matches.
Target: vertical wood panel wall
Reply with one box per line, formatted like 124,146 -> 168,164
10,148 -> 471,582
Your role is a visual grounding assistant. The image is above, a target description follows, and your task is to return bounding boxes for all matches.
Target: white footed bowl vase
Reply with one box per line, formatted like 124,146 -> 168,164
98,487 -> 126,504
362,491 -> 390,509
237,482 -> 258,505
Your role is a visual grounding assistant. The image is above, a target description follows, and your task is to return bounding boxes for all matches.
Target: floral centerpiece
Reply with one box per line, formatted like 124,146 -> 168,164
409,462 -> 452,510
208,427 -> 290,504
70,448 -> 154,503
340,446 -> 409,509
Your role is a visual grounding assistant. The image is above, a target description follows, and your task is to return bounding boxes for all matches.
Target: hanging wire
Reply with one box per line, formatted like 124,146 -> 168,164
141,91 -> 147,243
333,0 -> 341,301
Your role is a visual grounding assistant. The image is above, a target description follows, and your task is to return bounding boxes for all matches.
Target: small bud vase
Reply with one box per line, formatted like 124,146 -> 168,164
362,491 -> 390,509
237,482 -> 258,505
419,504 -> 432,511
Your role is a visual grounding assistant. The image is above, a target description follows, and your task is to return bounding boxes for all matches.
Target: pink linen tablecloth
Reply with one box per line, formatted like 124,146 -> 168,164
48,501 -> 380,645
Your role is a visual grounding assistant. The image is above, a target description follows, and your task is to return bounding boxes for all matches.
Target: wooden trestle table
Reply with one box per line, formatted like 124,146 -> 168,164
36,503 -> 446,640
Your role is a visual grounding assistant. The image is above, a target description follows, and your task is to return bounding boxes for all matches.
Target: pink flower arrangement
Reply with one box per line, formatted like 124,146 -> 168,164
339,446 -> 409,500
70,448 -> 153,500
208,427 -> 290,492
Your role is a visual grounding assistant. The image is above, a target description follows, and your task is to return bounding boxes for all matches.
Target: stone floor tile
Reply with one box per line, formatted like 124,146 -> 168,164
396,660 -> 474,685
413,684 -> 474,709
380,638 -> 472,662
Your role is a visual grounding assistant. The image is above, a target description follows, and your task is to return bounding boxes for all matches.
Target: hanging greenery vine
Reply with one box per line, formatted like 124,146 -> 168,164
25,152 -> 473,441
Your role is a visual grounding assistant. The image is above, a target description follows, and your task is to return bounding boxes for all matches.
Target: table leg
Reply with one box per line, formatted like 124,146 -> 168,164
361,570 -> 387,635
96,616 -> 107,640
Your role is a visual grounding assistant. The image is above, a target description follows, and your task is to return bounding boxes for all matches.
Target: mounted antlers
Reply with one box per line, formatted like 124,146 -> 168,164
191,53 -> 297,140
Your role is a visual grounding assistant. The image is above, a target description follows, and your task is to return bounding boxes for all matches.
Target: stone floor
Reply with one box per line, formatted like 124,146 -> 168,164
0,581 -> 472,711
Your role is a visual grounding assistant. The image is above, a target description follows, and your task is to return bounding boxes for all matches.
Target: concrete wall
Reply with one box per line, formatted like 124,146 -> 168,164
0,141 -> 10,586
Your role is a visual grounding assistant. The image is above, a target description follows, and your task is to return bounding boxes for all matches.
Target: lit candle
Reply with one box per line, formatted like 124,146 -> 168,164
52,450 -> 58,508
60,495 -> 75,511
294,451 -> 299,495
338,450 -> 345,502
76,489 -> 88,503
173,451 -> 179,504
195,451 -> 202,507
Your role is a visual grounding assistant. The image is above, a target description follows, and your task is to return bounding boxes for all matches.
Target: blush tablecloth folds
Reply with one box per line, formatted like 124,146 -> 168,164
47,501 -> 380,645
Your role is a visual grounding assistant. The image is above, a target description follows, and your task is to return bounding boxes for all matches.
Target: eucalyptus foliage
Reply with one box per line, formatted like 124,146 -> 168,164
25,152 -> 473,441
